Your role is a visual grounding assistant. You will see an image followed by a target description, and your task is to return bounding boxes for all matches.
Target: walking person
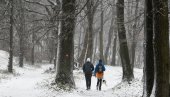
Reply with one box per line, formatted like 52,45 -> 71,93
95,59 -> 105,91
83,58 -> 94,90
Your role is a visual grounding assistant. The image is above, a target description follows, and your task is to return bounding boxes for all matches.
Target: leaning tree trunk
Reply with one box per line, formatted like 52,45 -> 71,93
152,0 -> 169,96
142,0 -> 154,96
8,0 -> 14,73
55,0 -> 76,88
116,0 -> 134,82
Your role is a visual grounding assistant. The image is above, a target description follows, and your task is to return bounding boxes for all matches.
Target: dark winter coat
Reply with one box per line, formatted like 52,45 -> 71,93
83,62 -> 94,76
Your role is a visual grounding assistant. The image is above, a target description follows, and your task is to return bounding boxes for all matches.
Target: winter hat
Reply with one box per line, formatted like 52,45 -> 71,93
99,59 -> 102,63
87,58 -> 90,62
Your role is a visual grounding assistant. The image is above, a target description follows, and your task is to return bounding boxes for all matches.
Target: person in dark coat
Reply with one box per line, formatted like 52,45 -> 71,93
94,59 -> 105,91
83,58 -> 94,90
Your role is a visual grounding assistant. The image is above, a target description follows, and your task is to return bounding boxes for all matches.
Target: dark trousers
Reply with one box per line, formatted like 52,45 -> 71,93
85,75 -> 92,89
97,79 -> 102,90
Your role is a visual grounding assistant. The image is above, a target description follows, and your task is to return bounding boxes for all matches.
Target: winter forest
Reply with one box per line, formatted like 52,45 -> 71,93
0,0 -> 169,97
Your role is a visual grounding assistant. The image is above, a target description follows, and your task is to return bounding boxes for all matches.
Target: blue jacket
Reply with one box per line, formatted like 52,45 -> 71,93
94,61 -> 105,74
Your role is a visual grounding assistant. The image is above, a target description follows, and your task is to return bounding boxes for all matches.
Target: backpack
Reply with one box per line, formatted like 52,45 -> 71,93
84,62 -> 92,74
98,63 -> 103,73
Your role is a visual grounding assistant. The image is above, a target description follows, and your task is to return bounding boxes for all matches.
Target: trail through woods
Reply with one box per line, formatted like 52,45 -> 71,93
0,64 -> 143,97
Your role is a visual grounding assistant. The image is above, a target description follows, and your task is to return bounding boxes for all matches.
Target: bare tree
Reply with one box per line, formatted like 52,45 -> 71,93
55,0 -> 76,88
86,0 -> 99,60
152,0 -> 169,96
99,1 -> 104,61
142,0 -> 154,96
143,0 -> 169,96
8,0 -> 14,73
78,31 -> 88,66
104,1 -> 115,64
116,0 -> 134,82
111,33 -> 117,66
18,0 -> 25,67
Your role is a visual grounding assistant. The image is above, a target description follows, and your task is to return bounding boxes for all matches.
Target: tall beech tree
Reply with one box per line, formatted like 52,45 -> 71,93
143,0 -> 169,97
55,0 -> 76,88
116,0 -> 134,82
152,0 -> 169,96
143,0 -> 154,96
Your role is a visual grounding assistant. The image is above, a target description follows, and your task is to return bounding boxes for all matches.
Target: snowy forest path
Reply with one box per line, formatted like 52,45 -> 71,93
0,64 -> 143,97
74,66 -> 123,97
0,64 -> 50,97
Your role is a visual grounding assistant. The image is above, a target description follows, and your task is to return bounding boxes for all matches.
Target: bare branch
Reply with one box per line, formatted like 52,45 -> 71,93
24,0 -> 51,7
25,8 -> 48,16
75,0 -> 90,16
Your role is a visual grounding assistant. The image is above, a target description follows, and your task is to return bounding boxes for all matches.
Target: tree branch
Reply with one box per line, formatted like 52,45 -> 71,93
24,0 -> 51,7
25,8 -> 48,16
75,0 -> 90,16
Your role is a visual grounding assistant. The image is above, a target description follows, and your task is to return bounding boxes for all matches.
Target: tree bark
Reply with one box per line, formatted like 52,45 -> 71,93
111,33 -> 117,66
18,0 -> 25,67
104,0 -> 115,64
86,0 -> 96,60
99,2 -> 104,61
78,31 -> 88,66
31,26 -> 35,65
53,25 -> 58,69
55,0 -> 76,88
142,0 -> 154,96
116,0 -> 134,82
152,0 -> 169,96
130,0 -> 139,68
8,0 -> 14,73
77,26 -> 82,59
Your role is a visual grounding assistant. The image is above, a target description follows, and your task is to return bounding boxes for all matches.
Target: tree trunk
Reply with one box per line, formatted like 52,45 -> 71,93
111,33 -> 117,66
104,0 -> 115,64
18,0 -> 25,67
55,0 -> 76,88
77,26 -> 82,59
142,0 -> 154,96
31,31 -> 35,65
93,31 -> 98,63
8,0 -> 14,73
53,25 -> 58,69
130,0 -> 139,68
152,0 -> 169,96
99,2 -> 104,61
48,38 -> 55,64
78,31 -> 88,66
86,0 -> 94,60
116,0 -> 134,82
104,16 -> 114,64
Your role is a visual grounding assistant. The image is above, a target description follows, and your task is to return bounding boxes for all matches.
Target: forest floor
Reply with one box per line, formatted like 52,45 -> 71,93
0,50 -> 143,97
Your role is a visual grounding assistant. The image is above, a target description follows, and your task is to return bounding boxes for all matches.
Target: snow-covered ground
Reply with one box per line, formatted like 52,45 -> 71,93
0,50 -> 143,97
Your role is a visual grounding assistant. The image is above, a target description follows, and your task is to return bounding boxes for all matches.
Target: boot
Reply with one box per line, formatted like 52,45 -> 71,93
99,87 -> 101,91
96,85 -> 98,90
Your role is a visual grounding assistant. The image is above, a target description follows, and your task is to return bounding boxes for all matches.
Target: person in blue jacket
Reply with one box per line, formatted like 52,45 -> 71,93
94,59 -> 105,91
